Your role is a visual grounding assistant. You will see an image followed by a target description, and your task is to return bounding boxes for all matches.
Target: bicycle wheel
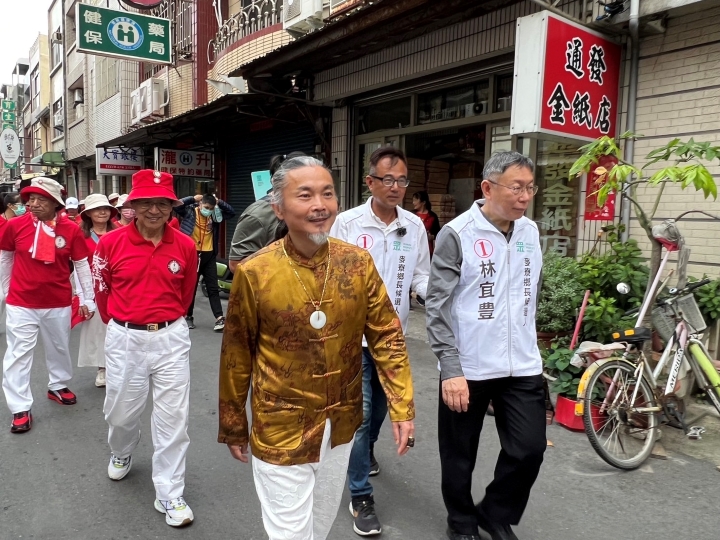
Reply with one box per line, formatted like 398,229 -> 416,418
686,344 -> 720,417
583,360 -> 658,470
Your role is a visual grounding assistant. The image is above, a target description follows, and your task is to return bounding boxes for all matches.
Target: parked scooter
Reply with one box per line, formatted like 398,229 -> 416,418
201,257 -> 233,296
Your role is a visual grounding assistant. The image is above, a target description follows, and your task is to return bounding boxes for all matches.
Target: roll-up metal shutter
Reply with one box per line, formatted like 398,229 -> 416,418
224,124 -> 317,254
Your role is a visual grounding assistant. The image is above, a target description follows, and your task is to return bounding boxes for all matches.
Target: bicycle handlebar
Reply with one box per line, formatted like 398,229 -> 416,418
622,278 -> 712,317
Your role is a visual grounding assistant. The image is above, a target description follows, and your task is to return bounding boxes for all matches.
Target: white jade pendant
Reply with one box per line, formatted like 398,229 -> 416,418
310,310 -> 327,330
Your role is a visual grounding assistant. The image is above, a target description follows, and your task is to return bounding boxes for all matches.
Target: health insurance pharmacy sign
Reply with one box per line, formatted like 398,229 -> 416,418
76,4 -> 171,65
511,11 -> 621,142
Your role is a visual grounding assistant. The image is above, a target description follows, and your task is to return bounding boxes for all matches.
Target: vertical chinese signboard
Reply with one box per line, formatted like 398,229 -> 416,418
154,149 -> 214,178
1,100 -> 19,171
534,141 -> 581,256
511,11 -> 622,142
76,4 -> 172,64
584,155 -> 617,221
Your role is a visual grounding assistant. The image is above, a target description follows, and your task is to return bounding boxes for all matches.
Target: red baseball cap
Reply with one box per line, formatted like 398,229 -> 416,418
126,169 -> 181,206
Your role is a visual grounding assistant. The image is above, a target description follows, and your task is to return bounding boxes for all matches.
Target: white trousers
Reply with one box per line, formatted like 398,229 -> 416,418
77,313 -> 107,368
104,318 -> 191,501
252,419 -> 354,540
2,305 -> 72,413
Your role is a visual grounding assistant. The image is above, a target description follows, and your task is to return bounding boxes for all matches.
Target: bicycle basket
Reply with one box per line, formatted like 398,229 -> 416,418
651,294 -> 706,342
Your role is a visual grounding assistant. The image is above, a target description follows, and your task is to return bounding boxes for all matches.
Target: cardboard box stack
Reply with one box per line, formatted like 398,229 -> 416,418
429,193 -> 456,227
404,157 -> 451,212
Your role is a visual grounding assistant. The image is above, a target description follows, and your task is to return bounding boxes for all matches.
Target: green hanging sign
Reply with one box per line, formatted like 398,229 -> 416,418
76,4 -> 172,64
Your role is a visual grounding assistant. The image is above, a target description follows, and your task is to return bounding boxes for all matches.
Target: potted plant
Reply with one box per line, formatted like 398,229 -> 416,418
543,340 -> 605,431
577,227 -> 649,343
536,251 -> 584,347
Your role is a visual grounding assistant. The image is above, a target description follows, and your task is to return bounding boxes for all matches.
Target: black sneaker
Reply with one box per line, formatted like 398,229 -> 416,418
369,448 -> 380,476
213,316 -> 226,332
185,316 -> 195,329
349,496 -> 382,536
476,507 -> 519,540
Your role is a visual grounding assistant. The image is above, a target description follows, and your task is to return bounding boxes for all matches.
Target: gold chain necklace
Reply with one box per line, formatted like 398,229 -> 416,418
281,240 -> 331,329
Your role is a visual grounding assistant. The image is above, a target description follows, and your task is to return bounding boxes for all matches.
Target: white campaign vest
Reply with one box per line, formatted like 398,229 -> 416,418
330,198 -> 429,344
446,203 -> 543,380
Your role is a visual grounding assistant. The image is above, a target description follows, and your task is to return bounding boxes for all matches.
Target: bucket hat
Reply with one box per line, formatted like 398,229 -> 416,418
80,194 -> 118,218
126,170 -> 181,206
20,177 -> 65,207
115,194 -> 129,209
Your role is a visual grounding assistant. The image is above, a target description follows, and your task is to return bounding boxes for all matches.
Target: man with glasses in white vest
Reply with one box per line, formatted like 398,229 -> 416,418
426,151 -> 546,540
330,146 -> 430,536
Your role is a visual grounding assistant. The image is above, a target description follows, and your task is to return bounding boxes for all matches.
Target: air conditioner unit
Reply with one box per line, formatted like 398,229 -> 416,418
73,88 -> 84,105
54,110 -> 64,130
51,31 -> 63,43
283,0 -> 324,36
131,78 -> 168,124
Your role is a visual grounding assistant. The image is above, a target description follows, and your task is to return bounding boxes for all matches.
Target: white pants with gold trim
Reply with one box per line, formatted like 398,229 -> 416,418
252,418 -> 354,540
103,318 -> 191,501
2,305 -> 72,413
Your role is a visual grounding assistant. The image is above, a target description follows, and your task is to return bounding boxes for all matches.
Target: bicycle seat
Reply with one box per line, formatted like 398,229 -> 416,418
611,326 -> 652,344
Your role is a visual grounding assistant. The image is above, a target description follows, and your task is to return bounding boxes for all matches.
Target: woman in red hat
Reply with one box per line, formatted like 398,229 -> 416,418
94,169 -> 198,528
75,194 -> 118,388
0,177 -> 95,433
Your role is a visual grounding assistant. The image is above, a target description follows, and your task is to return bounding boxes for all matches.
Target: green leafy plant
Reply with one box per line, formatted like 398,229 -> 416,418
690,277 -> 720,325
577,227 -> 649,342
570,135 -> 720,333
543,341 -> 582,398
536,252 -> 585,333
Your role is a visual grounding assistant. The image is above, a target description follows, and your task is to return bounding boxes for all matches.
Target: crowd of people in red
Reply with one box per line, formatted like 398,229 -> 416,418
0,171 -> 232,527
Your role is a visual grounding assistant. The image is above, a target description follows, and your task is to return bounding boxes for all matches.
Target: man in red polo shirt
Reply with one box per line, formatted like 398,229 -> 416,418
94,169 -> 197,528
0,177 -> 95,433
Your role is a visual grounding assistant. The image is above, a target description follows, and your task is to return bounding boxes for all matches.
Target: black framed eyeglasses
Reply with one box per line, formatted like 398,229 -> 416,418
369,175 -> 411,188
487,180 -> 538,197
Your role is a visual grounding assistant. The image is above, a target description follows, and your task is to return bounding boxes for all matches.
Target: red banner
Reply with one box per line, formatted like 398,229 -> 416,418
584,155 -> 617,221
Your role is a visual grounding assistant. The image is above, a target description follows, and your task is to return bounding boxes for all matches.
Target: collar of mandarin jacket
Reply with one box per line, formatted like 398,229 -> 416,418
282,235 -> 331,269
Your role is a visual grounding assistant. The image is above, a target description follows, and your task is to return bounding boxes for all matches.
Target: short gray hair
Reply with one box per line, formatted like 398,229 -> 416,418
271,156 -> 328,206
483,151 -> 534,181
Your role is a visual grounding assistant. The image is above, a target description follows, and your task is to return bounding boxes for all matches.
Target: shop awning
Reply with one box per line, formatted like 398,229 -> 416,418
30,151 -> 66,167
97,92 -> 326,150
234,0 -> 522,81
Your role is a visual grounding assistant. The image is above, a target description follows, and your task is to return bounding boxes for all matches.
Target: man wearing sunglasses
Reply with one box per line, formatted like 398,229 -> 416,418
426,151 -> 545,540
330,146 -> 430,536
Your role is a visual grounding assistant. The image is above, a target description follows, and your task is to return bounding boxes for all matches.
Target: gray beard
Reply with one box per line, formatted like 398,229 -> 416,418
308,232 -> 329,246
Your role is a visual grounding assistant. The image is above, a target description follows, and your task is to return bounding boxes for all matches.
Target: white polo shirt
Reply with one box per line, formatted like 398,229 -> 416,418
330,197 -> 430,341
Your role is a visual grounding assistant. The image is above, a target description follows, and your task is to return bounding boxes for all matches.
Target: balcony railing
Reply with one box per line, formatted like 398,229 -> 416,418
209,0 -> 283,64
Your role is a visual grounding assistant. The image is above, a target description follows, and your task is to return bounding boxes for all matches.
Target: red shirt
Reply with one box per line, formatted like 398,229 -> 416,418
0,215 -> 11,237
0,212 -> 89,309
168,216 -> 179,230
94,221 -> 198,325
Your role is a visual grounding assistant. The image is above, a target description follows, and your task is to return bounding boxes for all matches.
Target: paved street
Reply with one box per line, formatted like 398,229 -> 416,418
1,294 -> 719,540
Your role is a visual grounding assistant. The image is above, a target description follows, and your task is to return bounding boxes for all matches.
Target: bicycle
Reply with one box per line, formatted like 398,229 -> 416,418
575,214 -> 720,470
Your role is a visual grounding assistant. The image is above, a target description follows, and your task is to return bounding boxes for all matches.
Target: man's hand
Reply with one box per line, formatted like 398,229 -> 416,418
194,194 -> 203,202
392,420 -> 415,456
227,443 -> 249,463
79,305 -> 94,320
442,376 -> 470,413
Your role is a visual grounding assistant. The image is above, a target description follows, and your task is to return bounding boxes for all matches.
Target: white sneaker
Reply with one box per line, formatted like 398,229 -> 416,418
107,454 -> 132,480
154,497 -> 194,527
95,369 -> 106,387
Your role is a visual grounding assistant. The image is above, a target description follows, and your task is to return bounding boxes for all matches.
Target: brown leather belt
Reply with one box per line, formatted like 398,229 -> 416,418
112,318 -> 177,332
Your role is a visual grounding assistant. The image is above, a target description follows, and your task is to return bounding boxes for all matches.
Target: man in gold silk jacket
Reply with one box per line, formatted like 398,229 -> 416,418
218,156 -> 415,540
